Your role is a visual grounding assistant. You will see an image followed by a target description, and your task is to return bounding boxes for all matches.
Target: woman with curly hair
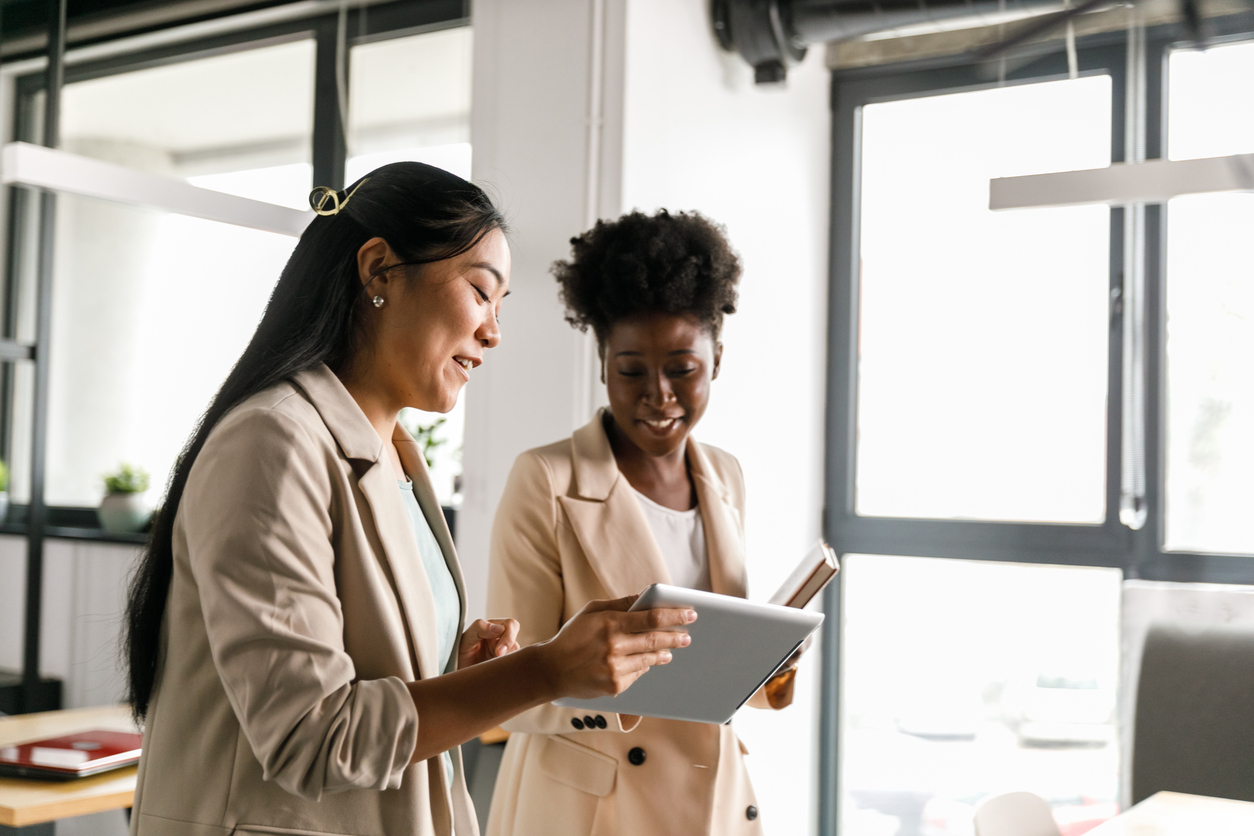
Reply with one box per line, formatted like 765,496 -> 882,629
485,210 -> 799,836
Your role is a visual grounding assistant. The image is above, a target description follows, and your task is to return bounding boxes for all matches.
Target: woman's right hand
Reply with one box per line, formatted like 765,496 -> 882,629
535,594 -> 696,700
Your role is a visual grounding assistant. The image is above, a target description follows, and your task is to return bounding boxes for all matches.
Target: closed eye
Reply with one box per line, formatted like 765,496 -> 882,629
472,284 -> 490,302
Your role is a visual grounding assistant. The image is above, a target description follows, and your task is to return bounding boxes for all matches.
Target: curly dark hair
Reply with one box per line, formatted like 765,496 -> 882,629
552,209 -> 741,350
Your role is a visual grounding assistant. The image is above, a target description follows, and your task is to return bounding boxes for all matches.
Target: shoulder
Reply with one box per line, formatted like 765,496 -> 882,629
508,437 -> 575,492
694,440 -> 744,488
208,382 -> 333,454
190,381 -> 340,500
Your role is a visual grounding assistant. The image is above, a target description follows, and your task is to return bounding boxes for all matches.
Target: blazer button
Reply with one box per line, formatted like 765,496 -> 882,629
746,805 -> 758,821
627,747 -> 646,766
583,715 -> 596,729
594,715 -> 608,729
571,718 -> 585,730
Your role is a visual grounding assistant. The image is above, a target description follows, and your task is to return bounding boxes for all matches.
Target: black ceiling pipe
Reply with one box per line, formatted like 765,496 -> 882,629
713,0 -> 1063,84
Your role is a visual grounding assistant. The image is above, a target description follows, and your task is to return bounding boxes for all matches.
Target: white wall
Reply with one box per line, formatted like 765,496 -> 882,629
466,2 -> 830,832
463,0 -> 625,622
618,5 -> 830,833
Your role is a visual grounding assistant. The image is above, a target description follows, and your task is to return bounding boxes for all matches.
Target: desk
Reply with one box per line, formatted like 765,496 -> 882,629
0,705 -> 138,834
1089,791 -> 1254,835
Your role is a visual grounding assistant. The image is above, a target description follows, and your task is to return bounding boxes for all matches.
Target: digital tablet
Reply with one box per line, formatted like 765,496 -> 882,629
553,584 -> 824,724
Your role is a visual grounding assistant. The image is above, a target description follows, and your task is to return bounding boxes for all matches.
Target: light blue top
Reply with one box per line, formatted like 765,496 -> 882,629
398,479 -> 460,676
398,478 -> 459,785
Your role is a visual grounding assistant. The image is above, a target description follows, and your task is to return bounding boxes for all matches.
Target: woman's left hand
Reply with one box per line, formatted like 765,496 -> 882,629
458,619 -> 521,668
780,632 -> 816,673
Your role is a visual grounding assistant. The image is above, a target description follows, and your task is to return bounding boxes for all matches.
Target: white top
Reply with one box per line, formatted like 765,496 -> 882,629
631,486 -> 711,592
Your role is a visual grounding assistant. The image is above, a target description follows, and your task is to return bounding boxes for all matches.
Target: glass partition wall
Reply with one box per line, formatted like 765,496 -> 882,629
2,3 -> 472,517
827,22 -> 1254,836
0,1 -> 471,715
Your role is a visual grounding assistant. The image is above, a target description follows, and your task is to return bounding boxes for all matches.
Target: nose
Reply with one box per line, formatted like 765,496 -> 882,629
478,307 -> 501,349
643,369 -> 675,406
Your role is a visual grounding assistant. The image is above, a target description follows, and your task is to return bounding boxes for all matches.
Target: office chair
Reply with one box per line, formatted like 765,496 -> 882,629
973,791 -> 1060,836
1132,624 -> 1254,805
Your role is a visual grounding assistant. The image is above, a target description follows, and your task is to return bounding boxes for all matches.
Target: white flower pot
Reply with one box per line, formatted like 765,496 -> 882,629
0,491 -> 8,525
98,492 -> 150,533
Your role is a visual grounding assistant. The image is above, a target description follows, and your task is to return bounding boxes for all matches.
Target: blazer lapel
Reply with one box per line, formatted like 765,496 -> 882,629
291,366 -> 442,682
688,441 -> 748,599
559,413 -> 672,599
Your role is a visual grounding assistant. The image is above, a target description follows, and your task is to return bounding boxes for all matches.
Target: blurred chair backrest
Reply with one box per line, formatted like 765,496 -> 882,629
973,791 -> 1060,836
1133,624 -> 1254,805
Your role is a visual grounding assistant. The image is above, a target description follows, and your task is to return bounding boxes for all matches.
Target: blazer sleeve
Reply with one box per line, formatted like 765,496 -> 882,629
487,450 -> 638,735
182,406 -> 419,800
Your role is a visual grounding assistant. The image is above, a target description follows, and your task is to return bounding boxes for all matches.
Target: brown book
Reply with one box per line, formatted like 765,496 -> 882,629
768,540 -> 839,608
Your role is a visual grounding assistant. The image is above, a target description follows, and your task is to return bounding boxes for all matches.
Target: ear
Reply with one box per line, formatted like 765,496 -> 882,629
357,237 -> 394,288
712,342 -> 723,381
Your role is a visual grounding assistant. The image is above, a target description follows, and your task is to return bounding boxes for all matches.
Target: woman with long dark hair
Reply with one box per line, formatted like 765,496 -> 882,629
124,163 -> 694,836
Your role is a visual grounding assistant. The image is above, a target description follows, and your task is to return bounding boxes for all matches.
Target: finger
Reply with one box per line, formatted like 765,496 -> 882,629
614,630 -> 691,657
470,619 -> 506,638
495,618 -> 521,647
613,650 -> 675,692
581,594 -> 639,614
621,607 -> 697,634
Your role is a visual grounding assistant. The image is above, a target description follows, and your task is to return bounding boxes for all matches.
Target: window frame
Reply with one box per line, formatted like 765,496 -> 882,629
0,0 -> 469,535
821,19 -> 1254,834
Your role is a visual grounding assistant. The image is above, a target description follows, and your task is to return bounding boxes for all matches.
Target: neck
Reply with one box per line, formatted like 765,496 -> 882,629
334,358 -> 402,448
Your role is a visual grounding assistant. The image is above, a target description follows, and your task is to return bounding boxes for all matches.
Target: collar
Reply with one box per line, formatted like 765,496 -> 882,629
291,364 -> 386,464
570,409 -> 731,503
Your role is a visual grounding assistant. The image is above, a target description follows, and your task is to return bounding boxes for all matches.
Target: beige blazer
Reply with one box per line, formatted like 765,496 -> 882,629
131,364 -> 478,836
485,413 -> 780,836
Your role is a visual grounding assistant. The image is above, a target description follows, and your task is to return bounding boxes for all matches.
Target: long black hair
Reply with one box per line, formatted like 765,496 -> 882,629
124,162 -> 506,719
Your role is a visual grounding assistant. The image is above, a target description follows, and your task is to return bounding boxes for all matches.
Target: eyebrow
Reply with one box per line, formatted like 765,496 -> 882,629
470,261 -> 508,295
613,349 -> 699,357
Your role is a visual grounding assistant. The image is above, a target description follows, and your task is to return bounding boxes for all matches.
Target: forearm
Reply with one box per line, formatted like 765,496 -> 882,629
405,644 -> 556,763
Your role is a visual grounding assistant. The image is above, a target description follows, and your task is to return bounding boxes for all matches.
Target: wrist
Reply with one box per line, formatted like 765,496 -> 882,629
517,643 -> 561,704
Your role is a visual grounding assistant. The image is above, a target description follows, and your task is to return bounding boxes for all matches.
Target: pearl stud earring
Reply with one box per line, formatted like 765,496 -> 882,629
372,295 -> 385,308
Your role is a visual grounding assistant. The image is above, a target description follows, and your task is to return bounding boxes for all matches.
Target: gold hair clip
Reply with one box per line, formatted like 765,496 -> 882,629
309,178 -> 370,216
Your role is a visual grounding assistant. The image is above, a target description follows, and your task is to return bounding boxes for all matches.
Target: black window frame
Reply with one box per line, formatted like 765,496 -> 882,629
0,0 -> 469,540
820,16 -> 1254,833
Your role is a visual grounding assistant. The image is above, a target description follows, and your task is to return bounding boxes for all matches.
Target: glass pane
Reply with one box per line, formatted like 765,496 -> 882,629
346,27 -> 472,183
840,554 -> 1122,836
1167,41 -> 1254,161
60,39 -> 316,209
856,78 -> 1111,523
33,195 -> 294,506
347,27 -> 472,498
1164,42 -> 1254,554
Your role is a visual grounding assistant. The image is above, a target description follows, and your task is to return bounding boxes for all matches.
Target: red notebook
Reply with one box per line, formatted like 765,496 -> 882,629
0,729 -> 142,781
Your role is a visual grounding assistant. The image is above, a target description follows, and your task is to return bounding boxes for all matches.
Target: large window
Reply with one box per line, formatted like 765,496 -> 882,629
829,25 -> 1254,836
1162,40 -> 1254,555
2,4 -> 471,515
856,77 -> 1111,524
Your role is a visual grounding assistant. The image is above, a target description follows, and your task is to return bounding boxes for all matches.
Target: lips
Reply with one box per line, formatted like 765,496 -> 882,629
452,355 -> 479,382
639,415 -> 683,434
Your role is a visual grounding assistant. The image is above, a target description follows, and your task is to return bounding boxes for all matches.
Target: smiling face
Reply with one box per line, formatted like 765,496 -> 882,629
357,228 -> 511,414
603,311 -> 722,460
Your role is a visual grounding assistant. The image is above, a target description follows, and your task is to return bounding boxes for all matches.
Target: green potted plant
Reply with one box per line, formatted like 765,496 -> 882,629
0,460 -> 8,524
404,416 -> 448,468
98,463 -> 151,533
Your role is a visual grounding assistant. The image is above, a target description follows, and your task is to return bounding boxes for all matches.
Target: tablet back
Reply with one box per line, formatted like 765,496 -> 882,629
554,584 -> 823,724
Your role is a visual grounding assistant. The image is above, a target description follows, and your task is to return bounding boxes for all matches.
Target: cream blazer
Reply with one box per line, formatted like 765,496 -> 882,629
131,364 -> 478,836
485,414 -> 779,836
